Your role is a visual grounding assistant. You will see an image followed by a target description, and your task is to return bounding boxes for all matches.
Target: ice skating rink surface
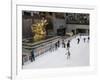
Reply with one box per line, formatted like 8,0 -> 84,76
23,36 -> 89,69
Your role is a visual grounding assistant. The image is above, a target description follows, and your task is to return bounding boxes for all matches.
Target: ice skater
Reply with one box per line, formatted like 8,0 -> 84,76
83,38 -> 86,43
55,42 -> 58,50
57,40 -> 60,47
30,49 -> 35,62
64,42 -> 66,48
77,38 -> 80,44
67,50 -> 71,59
88,36 -> 90,42
65,48 -> 71,59
62,39 -> 66,48
67,40 -> 70,50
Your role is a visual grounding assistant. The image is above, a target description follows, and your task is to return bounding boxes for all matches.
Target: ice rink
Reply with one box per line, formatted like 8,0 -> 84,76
23,36 -> 89,69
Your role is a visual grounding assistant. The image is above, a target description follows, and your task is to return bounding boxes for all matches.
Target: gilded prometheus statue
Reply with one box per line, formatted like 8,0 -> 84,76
31,18 -> 48,42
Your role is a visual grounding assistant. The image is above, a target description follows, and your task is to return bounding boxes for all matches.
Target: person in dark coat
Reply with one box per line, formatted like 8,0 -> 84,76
67,40 -> 70,50
30,49 -> 35,62
55,42 -> 58,50
77,38 -> 80,44
63,42 -> 66,48
88,36 -> 90,42
83,38 -> 86,43
62,39 -> 66,48
57,40 -> 60,47
67,50 -> 71,59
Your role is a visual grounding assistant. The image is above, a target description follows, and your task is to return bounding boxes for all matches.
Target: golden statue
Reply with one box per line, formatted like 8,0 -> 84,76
31,18 -> 48,42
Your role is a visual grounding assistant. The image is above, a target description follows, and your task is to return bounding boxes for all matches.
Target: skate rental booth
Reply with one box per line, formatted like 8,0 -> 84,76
11,1 -> 97,79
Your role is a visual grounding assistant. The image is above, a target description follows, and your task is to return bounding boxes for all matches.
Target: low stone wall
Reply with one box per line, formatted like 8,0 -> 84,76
22,36 -> 61,65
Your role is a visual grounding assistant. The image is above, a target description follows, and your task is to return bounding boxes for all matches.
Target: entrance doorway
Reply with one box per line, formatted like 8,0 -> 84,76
57,28 -> 66,36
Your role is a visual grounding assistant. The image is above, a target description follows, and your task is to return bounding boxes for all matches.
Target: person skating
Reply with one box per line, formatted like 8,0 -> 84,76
67,40 -> 70,50
77,38 -> 80,44
57,40 -> 60,47
62,39 -> 65,48
65,40 -> 71,59
65,47 -> 71,59
67,50 -> 71,59
88,36 -> 90,42
55,42 -> 58,50
30,49 -> 35,62
83,38 -> 86,43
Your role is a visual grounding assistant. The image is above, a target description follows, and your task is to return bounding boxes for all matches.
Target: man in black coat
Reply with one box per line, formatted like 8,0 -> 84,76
88,36 -> 90,42
67,40 -> 70,50
30,49 -> 35,62
77,38 -> 80,44
57,40 -> 60,47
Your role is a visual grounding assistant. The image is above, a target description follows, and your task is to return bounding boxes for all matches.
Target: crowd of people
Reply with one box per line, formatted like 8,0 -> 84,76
49,40 -> 60,52
30,34 -> 90,62
64,35 -> 90,59
77,36 -> 90,44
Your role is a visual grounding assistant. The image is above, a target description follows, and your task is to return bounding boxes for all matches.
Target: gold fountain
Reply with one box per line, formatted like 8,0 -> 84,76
31,18 -> 48,42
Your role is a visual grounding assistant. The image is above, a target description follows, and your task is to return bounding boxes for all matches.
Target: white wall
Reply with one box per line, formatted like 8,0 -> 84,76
1,0 -> 99,80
